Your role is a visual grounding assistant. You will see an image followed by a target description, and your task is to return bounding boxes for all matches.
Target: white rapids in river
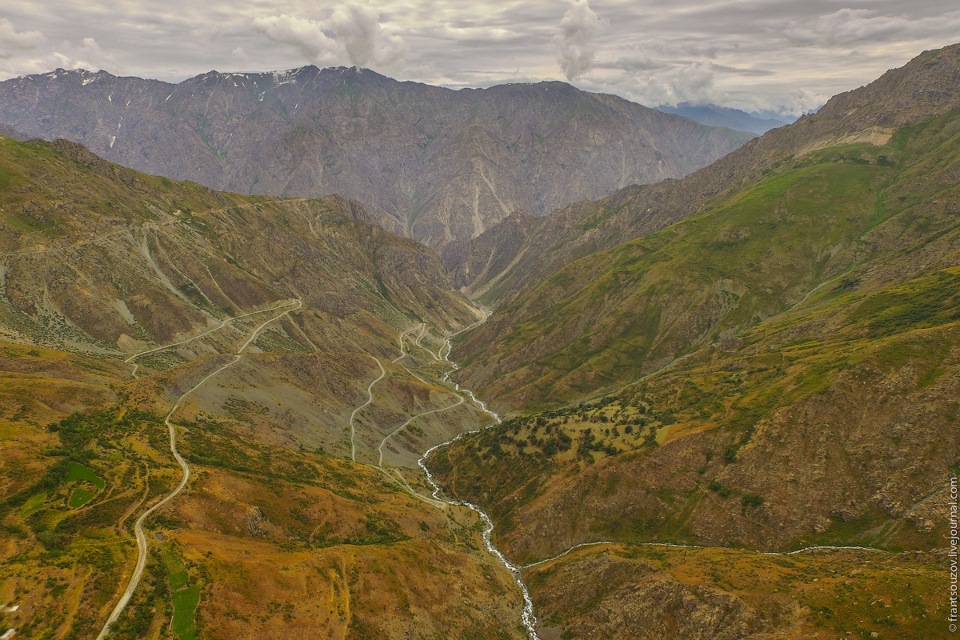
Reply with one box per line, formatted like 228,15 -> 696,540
418,315 -> 541,640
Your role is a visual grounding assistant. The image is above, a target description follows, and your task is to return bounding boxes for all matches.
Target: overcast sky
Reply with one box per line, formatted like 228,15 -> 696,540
1,1 -> 957,116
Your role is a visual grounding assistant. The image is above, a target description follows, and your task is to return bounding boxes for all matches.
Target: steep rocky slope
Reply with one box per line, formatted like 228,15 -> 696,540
0,67 -> 750,249
448,45 -> 960,303
0,135 -> 533,639
428,44 -> 960,639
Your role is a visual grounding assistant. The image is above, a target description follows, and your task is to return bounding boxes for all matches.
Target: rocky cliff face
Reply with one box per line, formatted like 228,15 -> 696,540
0,135 -> 475,356
0,67 -> 750,249
427,44 -> 960,638
450,44 -> 960,304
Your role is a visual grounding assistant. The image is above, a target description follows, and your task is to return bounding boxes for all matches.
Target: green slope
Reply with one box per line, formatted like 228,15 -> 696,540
457,109 -> 960,411
0,136 -> 524,639
431,106 -> 960,640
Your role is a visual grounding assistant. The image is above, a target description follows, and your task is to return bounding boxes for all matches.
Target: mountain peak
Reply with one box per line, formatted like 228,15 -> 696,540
0,62 -> 749,249
812,43 -> 960,131
21,68 -> 114,84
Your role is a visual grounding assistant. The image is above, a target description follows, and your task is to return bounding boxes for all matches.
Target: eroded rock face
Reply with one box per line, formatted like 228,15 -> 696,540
445,45 -> 960,304
0,67 -> 750,249
0,136 -> 477,356
530,554 -> 766,640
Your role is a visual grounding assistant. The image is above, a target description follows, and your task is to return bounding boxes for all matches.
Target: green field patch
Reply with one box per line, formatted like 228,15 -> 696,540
161,545 -> 190,590
171,585 -> 199,640
20,491 -> 47,517
65,461 -> 105,489
63,462 -> 104,508
161,544 -> 198,639
68,486 -> 96,508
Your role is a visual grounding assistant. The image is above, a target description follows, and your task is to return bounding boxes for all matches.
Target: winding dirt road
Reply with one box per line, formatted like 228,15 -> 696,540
97,299 -> 300,639
349,356 -> 386,462
334,311 -> 542,638
521,540 -> 889,570
376,394 -> 465,467
125,299 -> 300,378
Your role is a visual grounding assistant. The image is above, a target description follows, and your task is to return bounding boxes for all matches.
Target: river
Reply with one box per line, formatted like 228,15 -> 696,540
417,326 -> 541,640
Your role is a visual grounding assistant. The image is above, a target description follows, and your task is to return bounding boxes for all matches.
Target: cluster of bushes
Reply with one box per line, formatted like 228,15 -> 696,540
180,416 -> 320,485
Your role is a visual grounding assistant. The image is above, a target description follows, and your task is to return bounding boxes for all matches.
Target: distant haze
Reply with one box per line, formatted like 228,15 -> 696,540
1,1 -> 957,116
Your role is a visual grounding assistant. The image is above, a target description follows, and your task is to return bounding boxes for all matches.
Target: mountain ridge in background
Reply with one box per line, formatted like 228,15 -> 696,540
430,43 -> 960,639
0,66 -> 750,250
658,102 -> 794,135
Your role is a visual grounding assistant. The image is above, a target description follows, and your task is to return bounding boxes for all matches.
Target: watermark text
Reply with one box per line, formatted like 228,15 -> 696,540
949,475 -> 957,633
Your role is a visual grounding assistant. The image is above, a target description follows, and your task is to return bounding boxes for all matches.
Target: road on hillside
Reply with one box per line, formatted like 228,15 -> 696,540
97,299 -> 300,639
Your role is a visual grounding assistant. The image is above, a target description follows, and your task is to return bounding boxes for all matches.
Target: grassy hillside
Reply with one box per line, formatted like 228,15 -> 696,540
525,543 -> 945,639
430,109 -> 960,638
0,136 -> 531,639
456,109 -> 960,411
0,372 -> 523,639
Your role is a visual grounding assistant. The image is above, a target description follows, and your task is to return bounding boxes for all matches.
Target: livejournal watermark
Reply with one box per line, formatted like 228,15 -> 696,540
950,475 -> 958,634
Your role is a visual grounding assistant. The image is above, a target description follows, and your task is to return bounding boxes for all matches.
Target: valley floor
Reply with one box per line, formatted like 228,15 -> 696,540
0,308 -> 537,639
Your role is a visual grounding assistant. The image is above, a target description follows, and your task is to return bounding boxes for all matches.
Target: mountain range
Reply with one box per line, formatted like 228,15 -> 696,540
434,44 -> 960,638
0,67 -> 750,249
0,42 -> 958,640
658,102 -> 794,135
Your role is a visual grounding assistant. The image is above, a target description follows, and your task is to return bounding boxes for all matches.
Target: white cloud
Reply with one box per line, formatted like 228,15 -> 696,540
45,37 -> 114,72
253,14 -> 340,65
589,60 -> 729,108
329,5 -> 407,68
0,18 -> 46,51
779,9 -> 960,48
253,5 -> 406,70
0,37 -> 114,77
556,0 -> 600,81
650,61 -> 725,106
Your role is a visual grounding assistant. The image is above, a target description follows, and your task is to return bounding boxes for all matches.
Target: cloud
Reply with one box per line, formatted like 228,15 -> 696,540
556,0 -> 600,81
780,9 -> 960,48
631,60 -> 728,107
55,37 -> 115,71
45,38 -> 113,72
0,36 -> 114,77
253,5 -> 406,70
0,18 -> 46,51
253,14 -> 340,64
1,1 -> 956,116
749,88 -> 825,117
329,5 -> 407,68
585,55 -> 826,115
